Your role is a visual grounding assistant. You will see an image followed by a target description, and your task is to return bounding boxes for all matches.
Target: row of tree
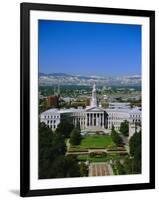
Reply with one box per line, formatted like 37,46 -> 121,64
119,120 -> 129,137
39,116 -> 88,179
111,125 -> 123,145
111,121 -> 141,175
110,120 -> 129,146
113,131 -> 141,175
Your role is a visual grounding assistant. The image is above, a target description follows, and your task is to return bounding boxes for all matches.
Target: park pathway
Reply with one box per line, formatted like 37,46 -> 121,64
89,162 -> 113,176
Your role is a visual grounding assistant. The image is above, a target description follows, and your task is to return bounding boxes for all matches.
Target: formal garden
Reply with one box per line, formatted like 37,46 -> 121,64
38,118 -> 141,178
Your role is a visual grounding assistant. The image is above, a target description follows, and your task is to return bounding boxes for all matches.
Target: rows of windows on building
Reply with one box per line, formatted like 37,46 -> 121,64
40,83 -> 141,134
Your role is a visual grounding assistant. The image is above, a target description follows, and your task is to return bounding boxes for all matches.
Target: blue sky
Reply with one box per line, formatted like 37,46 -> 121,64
38,20 -> 141,76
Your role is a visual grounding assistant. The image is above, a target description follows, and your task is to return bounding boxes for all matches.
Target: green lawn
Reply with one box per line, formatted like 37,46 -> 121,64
69,135 -> 115,151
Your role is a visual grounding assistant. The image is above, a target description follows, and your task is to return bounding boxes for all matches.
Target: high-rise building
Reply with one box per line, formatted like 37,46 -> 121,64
47,95 -> 59,107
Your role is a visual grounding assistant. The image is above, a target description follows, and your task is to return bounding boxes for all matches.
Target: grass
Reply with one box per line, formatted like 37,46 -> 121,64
69,135 -> 115,152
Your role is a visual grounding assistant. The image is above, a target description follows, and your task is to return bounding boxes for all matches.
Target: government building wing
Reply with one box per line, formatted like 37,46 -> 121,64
40,83 -> 141,138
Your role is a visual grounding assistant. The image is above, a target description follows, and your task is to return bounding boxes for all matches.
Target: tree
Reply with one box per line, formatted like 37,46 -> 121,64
64,155 -> 80,177
51,133 -> 67,157
39,122 -> 54,178
79,162 -> 88,177
39,122 -> 81,179
76,120 -> 81,131
116,161 -> 126,175
129,131 -> 141,158
123,157 -> 133,174
55,117 -> 74,138
120,120 -> 129,137
111,126 -> 123,146
129,131 -> 141,173
39,122 -> 67,178
48,155 -> 80,178
70,128 -> 82,145
47,155 -> 66,178
111,124 -> 115,131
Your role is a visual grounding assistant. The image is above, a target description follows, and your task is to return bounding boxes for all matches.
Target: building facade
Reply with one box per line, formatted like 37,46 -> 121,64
47,95 -> 59,107
40,83 -> 141,136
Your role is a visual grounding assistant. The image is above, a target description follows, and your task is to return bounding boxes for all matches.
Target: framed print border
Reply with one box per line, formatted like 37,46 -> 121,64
20,2 -> 155,197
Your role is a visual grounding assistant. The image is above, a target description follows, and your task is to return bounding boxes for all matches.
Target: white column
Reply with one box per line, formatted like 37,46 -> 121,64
102,113 -> 104,128
89,113 -> 90,127
92,113 -> 94,127
95,113 -> 97,126
85,114 -> 87,128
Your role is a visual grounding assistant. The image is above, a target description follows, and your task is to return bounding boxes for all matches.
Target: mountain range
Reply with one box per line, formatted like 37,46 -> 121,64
39,72 -> 141,86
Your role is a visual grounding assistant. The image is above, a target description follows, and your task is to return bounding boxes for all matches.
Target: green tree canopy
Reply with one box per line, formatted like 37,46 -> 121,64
79,162 -> 88,177
116,161 -> 126,175
120,120 -> 129,137
47,155 -> 80,178
55,117 -> 74,138
39,122 -> 66,178
129,131 -> 141,173
76,120 -> 81,131
129,131 -> 141,158
123,157 -> 133,174
64,155 -> 80,177
39,122 -> 80,179
111,126 -> 123,146
70,128 -> 82,145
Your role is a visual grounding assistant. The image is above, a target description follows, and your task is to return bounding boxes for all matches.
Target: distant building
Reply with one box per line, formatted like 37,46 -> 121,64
41,83 -> 141,137
103,95 -> 108,100
108,102 -> 131,109
47,95 -> 59,107
86,98 -> 91,106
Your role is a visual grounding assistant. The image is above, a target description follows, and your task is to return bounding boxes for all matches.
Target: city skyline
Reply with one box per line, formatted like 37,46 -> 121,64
39,20 -> 141,76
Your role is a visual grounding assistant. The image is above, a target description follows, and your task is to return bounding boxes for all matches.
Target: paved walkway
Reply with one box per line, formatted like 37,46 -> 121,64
89,162 -> 113,176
